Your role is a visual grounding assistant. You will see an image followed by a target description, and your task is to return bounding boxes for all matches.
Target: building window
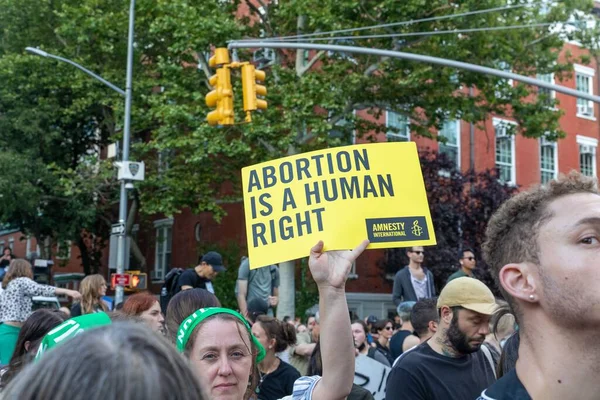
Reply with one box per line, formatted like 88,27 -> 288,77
8,237 -> 14,250
386,111 -> 410,142
56,240 -> 72,260
575,64 -> 595,118
540,138 -> 558,184
577,135 -> 598,177
438,119 -> 460,169
153,219 -> 173,281
494,118 -> 517,184
495,61 -> 513,98
537,73 -> 555,107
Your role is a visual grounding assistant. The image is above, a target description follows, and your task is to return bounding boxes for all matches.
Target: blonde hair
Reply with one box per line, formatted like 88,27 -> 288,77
2,259 -> 34,289
79,274 -> 108,314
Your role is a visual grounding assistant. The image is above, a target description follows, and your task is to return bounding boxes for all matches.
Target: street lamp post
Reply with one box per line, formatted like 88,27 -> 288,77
26,0 -> 136,306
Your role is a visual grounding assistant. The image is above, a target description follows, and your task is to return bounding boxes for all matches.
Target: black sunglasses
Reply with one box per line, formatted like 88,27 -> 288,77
411,251 -> 425,255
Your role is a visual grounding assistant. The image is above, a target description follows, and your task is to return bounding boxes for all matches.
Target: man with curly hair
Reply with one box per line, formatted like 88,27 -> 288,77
479,172 -> 600,400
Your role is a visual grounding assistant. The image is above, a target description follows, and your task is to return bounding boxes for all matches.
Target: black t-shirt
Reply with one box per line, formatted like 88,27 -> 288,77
385,341 -> 496,400
174,269 -> 211,294
477,369 -> 531,400
256,360 -> 300,400
389,330 -> 413,359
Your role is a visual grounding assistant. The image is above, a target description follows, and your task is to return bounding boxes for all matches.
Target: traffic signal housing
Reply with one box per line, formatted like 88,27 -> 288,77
241,64 -> 267,121
206,48 -> 234,126
128,271 -> 147,290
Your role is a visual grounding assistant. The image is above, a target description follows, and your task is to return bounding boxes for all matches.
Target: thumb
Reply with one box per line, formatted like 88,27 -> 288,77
310,240 -> 324,256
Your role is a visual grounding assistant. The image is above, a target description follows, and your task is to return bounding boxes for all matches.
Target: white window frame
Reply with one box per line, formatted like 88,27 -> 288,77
438,119 -> 461,169
539,137 -> 558,184
153,218 -> 174,281
385,111 -> 410,142
575,64 -> 595,120
495,61 -> 513,98
536,73 -> 556,107
577,135 -> 598,177
8,237 -> 14,250
56,240 -> 72,261
494,118 -> 517,185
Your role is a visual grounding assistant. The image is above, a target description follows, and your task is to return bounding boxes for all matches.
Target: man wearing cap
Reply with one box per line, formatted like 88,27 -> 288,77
175,251 -> 225,295
385,277 -> 497,400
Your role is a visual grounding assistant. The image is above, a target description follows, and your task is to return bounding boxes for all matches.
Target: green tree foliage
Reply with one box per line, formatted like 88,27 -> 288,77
0,0 -> 594,276
381,150 -> 518,294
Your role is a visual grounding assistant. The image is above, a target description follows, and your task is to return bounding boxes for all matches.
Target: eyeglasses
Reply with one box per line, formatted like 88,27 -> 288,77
462,257 -> 475,261
411,251 -> 425,255
385,326 -> 393,330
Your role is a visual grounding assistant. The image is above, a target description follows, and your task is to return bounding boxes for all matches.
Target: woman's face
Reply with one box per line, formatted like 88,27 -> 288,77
380,322 -> 393,339
351,323 -> 366,347
98,281 -> 107,297
190,319 -> 253,400
251,322 -> 273,356
3,249 -> 10,256
140,301 -> 164,333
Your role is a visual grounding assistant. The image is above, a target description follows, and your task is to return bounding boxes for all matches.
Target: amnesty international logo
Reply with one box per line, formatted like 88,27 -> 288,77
365,216 -> 430,243
411,220 -> 423,237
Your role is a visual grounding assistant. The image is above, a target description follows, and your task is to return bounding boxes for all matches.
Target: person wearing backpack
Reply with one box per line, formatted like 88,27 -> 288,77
160,252 -> 225,314
236,257 -> 279,319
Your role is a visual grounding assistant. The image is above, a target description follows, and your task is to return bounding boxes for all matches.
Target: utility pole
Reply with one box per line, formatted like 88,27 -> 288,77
115,0 -> 136,306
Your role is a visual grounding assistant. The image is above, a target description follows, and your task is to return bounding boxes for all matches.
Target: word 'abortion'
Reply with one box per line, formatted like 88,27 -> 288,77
248,148 -> 396,247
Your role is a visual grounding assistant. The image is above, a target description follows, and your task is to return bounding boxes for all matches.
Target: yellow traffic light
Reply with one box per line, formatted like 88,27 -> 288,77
206,67 -> 234,126
241,64 -> 267,119
209,48 -> 230,68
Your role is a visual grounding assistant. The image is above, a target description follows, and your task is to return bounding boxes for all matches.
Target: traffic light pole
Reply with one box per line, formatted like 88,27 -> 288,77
115,0 -> 136,306
228,41 -> 600,105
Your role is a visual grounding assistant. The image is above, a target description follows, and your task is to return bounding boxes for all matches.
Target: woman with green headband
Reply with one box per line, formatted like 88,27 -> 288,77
177,239 -> 369,400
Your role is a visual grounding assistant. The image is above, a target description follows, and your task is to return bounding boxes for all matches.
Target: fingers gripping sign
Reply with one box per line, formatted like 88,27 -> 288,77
309,239 -> 370,289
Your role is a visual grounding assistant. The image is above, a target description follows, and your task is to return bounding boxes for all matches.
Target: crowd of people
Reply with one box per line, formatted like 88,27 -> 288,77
0,171 -> 597,400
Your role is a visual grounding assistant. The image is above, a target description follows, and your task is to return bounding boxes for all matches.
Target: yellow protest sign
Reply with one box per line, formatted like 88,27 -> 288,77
241,142 -> 436,269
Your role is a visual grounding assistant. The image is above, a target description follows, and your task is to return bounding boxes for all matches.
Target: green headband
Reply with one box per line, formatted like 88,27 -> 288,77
176,307 -> 266,363
35,312 -> 112,360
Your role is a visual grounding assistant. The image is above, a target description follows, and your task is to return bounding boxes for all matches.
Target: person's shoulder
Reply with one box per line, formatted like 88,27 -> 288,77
395,266 -> 409,277
394,342 -> 430,366
278,360 -> 301,378
477,369 -> 531,400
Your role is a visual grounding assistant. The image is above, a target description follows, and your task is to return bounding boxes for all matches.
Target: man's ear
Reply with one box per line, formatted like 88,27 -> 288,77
499,263 -> 538,302
429,321 -> 438,333
439,305 -> 453,325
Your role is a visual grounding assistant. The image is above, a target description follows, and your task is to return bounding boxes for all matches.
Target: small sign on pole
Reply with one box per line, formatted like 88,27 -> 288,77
111,223 -> 126,236
111,273 -> 131,288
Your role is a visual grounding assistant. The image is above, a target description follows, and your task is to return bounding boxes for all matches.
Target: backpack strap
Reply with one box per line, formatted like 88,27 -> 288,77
480,343 -> 497,379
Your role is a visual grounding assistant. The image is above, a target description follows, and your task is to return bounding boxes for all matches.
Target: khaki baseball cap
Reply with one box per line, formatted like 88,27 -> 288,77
437,277 -> 497,315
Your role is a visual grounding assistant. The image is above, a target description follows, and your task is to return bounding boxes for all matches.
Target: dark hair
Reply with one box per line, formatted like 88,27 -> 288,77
256,315 -> 296,353
282,316 -> 291,323
2,322 -> 205,400
183,313 -> 259,400
308,340 -> 323,376
411,298 -> 439,337
165,288 -> 221,343
373,319 -> 392,333
0,309 -> 67,388
483,171 -> 598,317
458,247 -> 475,260
497,331 -> 520,378
122,291 -> 159,316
